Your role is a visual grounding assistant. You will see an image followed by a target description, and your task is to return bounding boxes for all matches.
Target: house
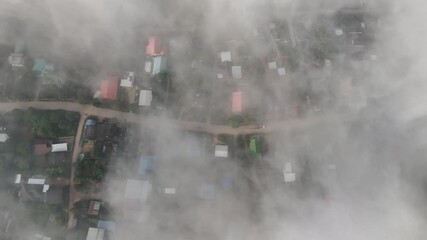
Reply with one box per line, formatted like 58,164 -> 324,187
0,133 -> 9,142
8,53 -> 25,67
51,143 -> 68,153
152,56 -> 167,75
100,76 -> 119,101
146,37 -> 166,56
14,40 -> 25,54
283,162 -> 296,183
144,61 -> 152,73
268,62 -> 277,69
32,58 -> 54,76
232,91 -> 243,113
138,90 -> 153,107
97,220 -> 116,231
33,141 -> 52,155
88,200 -> 101,215
120,71 -> 135,88
231,66 -> 242,79
220,51 -> 232,62
214,145 -> 228,158
138,156 -> 155,174
278,67 -> 286,76
14,174 -> 21,184
86,227 -> 105,240
124,179 -> 152,202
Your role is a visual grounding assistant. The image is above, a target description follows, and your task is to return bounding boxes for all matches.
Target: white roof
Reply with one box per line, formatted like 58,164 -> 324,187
93,202 -> 101,210
335,28 -> 344,36
268,62 -> 277,69
217,74 -> 223,79
278,67 -> 286,76
145,61 -> 152,73
231,66 -> 242,79
14,174 -> 21,184
0,133 -> 9,142
284,162 -> 293,173
164,188 -> 176,194
51,143 -> 67,152
120,79 -> 133,87
42,185 -> 50,193
215,145 -> 229,158
28,178 -> 45,185
124,179 -> 152,201
86,228 -> 105,240
221,51 -> 232,62
284,172 -> 296,182
139,90 -> 153,106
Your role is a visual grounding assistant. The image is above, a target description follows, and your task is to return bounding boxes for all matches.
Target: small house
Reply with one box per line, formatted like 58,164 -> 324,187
283,162 -> 296,183
32,58 -> 54,76
231,66 -> 242,79
138,156 -> 155,175
8,53 -> 25,67
138,90 -> 153,107
51,143 -> 68,153
232,91 -> 243,113
220,51 -> 232,62
86,228 -> 105,240
152,56 -> 167,75
33,141 -> 52,155
214,145 -> 228,158
100,76 -> 119,101
146,37 -> 166,57
120,71 -> 135,88
88,200 -> 101,215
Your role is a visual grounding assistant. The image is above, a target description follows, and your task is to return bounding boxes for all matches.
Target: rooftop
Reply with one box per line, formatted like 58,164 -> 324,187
86,228 -> 105,240
100,76 -> 119,101
138,90 -> 153,106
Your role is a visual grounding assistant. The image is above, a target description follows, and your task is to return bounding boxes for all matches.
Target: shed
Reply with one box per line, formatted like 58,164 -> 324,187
232,91 -> 243,113
100,76 -> 119,101
152,56 -> 167,75
86,228 -> 105,240
85,119 -> 97,126
33,142 -> 51,155
231,66 -> 242,79
138,90 -> 153,106
214,145 -> 228,158
51,143 -> 68,152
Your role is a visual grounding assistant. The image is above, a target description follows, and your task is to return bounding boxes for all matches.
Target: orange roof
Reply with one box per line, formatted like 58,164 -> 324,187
145,37 -> 165,56
101,76 -> 119,100
232,91 -> 243,113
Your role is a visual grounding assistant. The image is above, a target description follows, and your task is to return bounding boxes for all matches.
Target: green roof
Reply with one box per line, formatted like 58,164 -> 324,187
152,56 -> 167,75
250,136 -> 261,158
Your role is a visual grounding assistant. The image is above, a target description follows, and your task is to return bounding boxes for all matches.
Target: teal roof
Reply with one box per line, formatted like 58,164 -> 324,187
152,56 -> 167,75
32,58 -> 54,76
14,40 -> 24,53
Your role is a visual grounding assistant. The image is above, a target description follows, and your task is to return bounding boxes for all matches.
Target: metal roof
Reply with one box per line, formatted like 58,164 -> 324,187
86,228 -> 105,240
138,90 -> 153,106
51,143 -> 67,152
215,145 -> 228,158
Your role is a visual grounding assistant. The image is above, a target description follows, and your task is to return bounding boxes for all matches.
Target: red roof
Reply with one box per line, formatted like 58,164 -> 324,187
101,76 -> 119,100
33,143 -> 51,155
145,37 -> 165,56
232,91 -> 243,113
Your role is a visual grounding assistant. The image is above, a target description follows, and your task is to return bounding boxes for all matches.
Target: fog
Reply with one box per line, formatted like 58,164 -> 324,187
1,0 -> 427,239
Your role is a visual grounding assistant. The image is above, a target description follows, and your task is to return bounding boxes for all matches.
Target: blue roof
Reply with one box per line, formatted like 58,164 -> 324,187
85,119 -> 97,126
222,177 -> 233,190
138,156 -> 155,174
32,58 -> 54,75
152,56 -> 167,75
198,184 -> 215,200
97,220 -> 116,231
14,40 -> 24,53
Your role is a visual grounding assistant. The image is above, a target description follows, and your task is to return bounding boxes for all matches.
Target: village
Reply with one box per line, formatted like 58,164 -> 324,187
0,2 -> 385,240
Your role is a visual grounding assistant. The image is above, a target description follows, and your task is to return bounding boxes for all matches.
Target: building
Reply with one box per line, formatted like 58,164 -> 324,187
152,56 -> 167,75
268,62 -> 277,69
8,53 -> 25,67
220,51 -> 232,62
86,228 -> 105,240
283,162 -> 296,182
0,133 -> 9,143
232,91 -> 243,113
144,61 -> 152,73
231,66 -> 242,79
138,90 -> 153,106
138,156 -> 155,175
19,183 -> 63,204
124,179 -> 152,201
100,76 -> 119,101
32,58 -> 54,76
146,37 -> 166,56
88,200 -> 101,215
278,67 -> 286,76
51,143 -> 68,153
120,71 -> 135,88
249,135 -> 261,159
97,220 -> 116,231
214,145 -> 228,158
